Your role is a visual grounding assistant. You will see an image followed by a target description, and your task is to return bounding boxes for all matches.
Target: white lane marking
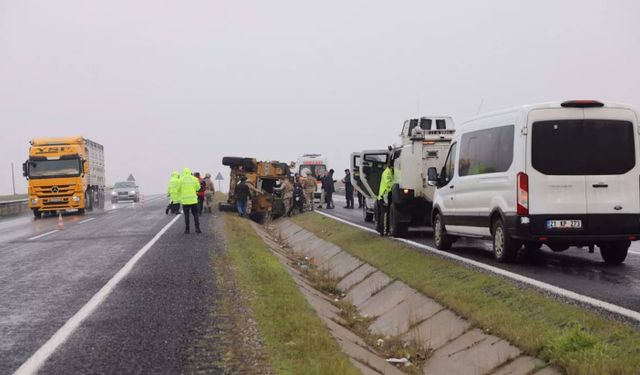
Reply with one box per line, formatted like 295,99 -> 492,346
629,250 -> 640,256
14,214 -> 182,375
79,218 -> 96,224
315,210 -> 640,323
27,230 -> 59,241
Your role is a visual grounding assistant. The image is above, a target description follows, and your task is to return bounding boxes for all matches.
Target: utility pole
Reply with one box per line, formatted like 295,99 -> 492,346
11,162 -> 16,195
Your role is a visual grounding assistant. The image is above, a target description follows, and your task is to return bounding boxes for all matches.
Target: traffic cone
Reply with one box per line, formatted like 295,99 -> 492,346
57,213 -> 64,230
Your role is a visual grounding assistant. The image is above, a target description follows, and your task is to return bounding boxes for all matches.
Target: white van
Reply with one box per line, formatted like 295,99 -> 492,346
428,100 -> 640,264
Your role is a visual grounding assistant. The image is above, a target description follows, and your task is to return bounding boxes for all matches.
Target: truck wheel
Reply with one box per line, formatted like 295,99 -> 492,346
599,242 -> 629,264
433,213 -> 452,250
389,204 -> 408,237
492,219 -> 519,262
219,202 -> 235,212
32,209 -> 41,219
78,208 -> 85,215
222,156 -> 244,167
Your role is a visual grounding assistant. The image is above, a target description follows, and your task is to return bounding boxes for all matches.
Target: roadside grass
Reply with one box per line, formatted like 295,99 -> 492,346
292,213 -> 640,375
0,194 -> 27,202
223,214 -> 360,375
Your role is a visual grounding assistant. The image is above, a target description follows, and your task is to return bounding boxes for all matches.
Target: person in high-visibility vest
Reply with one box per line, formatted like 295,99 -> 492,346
376,165 -> 394,236
177,167 -> 202,233
165,171 -> 181,215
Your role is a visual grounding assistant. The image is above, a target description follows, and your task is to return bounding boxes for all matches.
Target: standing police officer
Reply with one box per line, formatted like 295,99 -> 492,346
178,167 -> 201,233
166,171 -> 181,214
376,165 -> 394,236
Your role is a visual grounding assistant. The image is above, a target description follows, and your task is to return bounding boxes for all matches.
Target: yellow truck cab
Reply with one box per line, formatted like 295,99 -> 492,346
22,136 -> 105,217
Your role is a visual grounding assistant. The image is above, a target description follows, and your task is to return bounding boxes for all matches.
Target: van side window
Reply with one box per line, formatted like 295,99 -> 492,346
441,142 -> 457,185
458,125 -> 514,176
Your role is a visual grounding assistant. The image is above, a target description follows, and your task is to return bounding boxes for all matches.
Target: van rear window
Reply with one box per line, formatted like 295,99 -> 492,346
531,120 -> 635,175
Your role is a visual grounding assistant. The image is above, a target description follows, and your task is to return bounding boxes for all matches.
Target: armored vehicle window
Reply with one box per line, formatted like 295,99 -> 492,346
459,125 -> 514,176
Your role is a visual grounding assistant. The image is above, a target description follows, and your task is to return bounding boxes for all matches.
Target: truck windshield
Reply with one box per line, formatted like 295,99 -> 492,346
299,164 -> 326,179
29,158 -> 81,178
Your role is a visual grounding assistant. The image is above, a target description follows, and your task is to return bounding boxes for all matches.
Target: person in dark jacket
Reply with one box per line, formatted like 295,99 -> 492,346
323,169 -> 335,209
342,169 -> 354,209
235,176 -> 251,217
194,172 -> 206,215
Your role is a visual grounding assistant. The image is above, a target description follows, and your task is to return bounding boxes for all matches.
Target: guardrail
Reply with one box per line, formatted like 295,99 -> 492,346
0,199 -> 29,216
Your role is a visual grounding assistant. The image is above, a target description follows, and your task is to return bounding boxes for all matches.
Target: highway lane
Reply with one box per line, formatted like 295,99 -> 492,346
325,195 -> 640,314
0,197 -> 224,374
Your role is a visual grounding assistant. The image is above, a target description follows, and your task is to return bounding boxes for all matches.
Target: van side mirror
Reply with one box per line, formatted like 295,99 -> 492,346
427,167 -> 439,187
22,161 -> 29,178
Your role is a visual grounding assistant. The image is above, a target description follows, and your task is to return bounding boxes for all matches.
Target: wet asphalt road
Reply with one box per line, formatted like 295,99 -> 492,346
326,195 -> 640,313
0,197 -> 223,374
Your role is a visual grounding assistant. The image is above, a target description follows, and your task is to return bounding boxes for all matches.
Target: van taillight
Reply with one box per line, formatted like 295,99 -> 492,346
517,172 -> 529,216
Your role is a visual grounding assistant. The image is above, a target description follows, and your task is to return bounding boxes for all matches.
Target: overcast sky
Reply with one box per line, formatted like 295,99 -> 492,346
1,0 -> 639,194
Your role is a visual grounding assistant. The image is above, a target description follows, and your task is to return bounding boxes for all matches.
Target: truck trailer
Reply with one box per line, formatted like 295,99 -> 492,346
22,136 -> 106,217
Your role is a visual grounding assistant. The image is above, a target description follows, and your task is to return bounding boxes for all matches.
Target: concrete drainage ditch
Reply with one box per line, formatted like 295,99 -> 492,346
251,219 -> 560,375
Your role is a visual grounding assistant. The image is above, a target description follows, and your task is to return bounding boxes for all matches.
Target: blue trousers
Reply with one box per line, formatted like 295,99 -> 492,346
237,200 -> 247,216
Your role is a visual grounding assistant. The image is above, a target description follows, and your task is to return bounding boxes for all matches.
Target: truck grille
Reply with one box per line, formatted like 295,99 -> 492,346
34,185 -> 75,196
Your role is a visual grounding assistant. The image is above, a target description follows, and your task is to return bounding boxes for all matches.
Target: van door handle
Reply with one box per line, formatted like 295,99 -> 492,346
450,185 -> 454,189
592,183 -> 608,188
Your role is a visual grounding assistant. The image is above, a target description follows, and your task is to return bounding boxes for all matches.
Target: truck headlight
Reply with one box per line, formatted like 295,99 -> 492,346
31,198 -> 39,204
72,196 -> 81,202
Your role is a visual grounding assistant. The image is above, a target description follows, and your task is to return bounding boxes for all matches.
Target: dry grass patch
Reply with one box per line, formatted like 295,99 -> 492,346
223,214 -> 360,375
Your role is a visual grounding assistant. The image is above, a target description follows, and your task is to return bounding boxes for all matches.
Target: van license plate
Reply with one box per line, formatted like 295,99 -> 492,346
546,220 -> 582,229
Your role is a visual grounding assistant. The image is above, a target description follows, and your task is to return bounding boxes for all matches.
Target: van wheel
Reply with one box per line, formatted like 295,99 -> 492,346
492,219 -> 519,262
433,213 -> 452,250
549,245 -> 569,252
599,242 -> 629,264
389,204 -> 408,237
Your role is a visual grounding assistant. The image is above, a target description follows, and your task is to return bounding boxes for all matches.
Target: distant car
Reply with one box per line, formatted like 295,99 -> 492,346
111,181 -> 139,203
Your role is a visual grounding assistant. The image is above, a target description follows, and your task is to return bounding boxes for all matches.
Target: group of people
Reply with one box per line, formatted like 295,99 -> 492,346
319,164 -> 394,237
233,170 -> 321,218
318,168 -> 358,210
166,168 -> 215,233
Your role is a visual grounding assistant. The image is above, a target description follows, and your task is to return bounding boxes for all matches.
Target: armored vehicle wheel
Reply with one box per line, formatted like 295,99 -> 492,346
389,204 -> 408,237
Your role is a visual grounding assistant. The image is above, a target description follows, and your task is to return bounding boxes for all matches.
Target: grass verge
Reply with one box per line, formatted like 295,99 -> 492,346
223,214 -> 360,375
292,213 -> 640,375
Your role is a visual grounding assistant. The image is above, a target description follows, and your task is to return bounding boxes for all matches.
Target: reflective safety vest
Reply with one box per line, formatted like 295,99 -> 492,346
168,171 -> 180,203
378,167 -> 394,200
177,168 -> 200,205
